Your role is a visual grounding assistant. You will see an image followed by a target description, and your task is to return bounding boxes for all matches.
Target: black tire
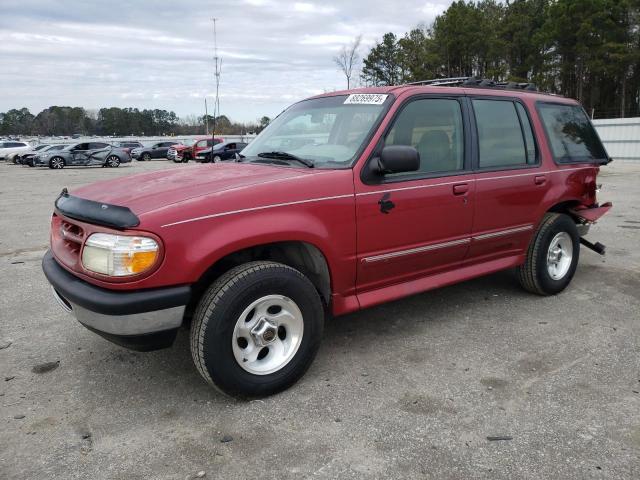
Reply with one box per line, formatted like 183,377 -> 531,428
106,155 -> 120,167
141,153 -> 151,161
517,213 -> 580,295
190,261 -> 324,397
49,157 -> 65,169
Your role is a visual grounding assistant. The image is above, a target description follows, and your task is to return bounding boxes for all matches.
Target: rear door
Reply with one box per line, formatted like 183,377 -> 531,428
355,96 -> 475,295
157,142 -> 174,158
87,142 -> 111,165
466,97 -> 547,263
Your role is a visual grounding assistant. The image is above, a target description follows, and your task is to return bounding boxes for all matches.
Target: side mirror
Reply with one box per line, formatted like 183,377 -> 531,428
373,145 -> 420,175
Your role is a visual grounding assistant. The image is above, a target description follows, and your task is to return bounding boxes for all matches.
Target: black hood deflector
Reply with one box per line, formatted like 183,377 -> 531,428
55,189 -> 140,229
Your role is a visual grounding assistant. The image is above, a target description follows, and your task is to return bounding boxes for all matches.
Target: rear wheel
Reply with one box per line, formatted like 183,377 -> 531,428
106,155 -> 120,167
517,213 -> 580,295
190,261 -> 324,397
49,157 -> 65,169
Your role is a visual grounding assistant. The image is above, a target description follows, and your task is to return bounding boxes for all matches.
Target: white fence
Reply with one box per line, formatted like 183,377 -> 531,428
593,117 -> 640,161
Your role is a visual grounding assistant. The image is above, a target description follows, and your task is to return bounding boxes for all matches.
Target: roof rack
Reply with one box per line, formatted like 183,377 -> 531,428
405,76 -> 538,92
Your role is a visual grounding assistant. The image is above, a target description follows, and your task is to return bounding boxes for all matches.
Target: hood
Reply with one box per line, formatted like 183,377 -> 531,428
71,163 -> 316,216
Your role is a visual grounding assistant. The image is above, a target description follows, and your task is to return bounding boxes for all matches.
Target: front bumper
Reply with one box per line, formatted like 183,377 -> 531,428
42,250 -> 191,350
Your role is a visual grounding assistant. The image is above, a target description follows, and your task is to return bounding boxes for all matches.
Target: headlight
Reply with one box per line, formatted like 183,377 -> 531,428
81,233 -> 159,276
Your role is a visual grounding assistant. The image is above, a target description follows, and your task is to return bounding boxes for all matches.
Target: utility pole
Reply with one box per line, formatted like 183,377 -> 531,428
211,17 -> 222,150
204,97 -> 209,134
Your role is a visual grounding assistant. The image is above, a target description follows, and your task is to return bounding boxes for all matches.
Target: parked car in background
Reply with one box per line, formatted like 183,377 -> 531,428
32,142 -> 131,169
28,144 -> 67,166
130,141 -> 179,161
195,141 -> 248,163
168,137 -> 224,163
13,144 -> 50,164
113,141 -> 144,155
0,141 -> 30,160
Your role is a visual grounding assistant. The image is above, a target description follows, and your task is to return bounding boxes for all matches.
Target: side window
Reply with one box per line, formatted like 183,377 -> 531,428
385,98 -> 464,175
196,140 -> 207,148
516,103 -> 537,164
537,103 -> 608,163
226,143 -> 236,150
473,99 -> 532,168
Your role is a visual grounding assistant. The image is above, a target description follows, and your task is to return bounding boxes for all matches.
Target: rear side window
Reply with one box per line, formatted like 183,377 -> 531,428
537,103 -> 608,163
473,99 -> 536,168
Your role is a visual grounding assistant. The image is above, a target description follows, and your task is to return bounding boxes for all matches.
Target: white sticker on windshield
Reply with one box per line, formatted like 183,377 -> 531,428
343,94 -> 388,105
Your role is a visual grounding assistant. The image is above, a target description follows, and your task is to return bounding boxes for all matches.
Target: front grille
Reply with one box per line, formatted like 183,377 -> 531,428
51,215 -> 87,271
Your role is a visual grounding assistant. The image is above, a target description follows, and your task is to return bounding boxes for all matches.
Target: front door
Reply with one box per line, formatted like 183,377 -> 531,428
355,96 -> 475,295
70,143 -> 91,165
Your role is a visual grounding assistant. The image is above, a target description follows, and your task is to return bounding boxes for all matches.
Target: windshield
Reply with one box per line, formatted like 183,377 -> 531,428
241,94 -> 391,168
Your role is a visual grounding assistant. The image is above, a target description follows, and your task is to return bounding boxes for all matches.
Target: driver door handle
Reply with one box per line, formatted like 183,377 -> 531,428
453,183 -> 469,195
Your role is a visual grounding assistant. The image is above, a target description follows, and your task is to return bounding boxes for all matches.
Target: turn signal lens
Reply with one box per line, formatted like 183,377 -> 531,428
81,233 -> 159,276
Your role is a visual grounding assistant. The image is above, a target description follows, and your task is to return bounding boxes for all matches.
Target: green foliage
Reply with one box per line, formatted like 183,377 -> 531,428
360,0 -> 640,118
0,106 -> 263,136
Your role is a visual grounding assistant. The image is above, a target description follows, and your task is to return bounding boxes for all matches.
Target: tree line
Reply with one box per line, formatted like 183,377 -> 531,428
360,0 -> 640,119
0,106 -> 270,137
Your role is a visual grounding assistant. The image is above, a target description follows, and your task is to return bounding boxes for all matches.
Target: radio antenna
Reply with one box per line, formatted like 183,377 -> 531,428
211,17 -> 222,149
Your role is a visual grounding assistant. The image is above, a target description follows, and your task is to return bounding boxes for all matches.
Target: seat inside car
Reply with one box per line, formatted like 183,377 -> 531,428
416,130 -> 455,172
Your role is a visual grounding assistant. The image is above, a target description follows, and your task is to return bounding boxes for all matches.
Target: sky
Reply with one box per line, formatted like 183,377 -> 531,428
0,0 -> 451,123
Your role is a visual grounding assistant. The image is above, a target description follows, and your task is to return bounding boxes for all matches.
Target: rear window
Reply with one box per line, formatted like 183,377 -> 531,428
473,99 -> 536,168
537,103 -> 608,164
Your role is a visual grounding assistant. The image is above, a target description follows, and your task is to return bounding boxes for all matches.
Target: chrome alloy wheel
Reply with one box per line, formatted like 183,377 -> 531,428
213,155 -> 222,163
106,155 -> 120,167
547,232 -> 573,280
232,295 -> 304,375
51,157 -> 64,169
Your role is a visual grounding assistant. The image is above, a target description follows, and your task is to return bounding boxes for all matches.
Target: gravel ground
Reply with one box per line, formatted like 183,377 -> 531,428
1,160 -> 639,480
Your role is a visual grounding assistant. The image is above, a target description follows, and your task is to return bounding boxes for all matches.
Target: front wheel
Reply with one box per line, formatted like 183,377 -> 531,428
190,261 -> 324,397
141,153 -> 151,161
49,157 -> 65,169
213,155 -> 222,163
517,213 -> 580,295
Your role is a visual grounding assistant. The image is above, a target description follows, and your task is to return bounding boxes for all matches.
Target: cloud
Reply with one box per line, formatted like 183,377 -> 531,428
293,3 -> 337,15
0,0 -> 451,122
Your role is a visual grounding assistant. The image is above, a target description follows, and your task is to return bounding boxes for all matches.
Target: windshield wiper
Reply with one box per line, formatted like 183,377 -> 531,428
257,151 -> 314,168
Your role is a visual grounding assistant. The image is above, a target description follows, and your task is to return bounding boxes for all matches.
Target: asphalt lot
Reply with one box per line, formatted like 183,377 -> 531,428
1,159 -> 639,479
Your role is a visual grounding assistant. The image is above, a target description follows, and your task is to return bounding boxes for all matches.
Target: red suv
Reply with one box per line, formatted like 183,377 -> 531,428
168,137 -> 223,163
43,79 -> 612,397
